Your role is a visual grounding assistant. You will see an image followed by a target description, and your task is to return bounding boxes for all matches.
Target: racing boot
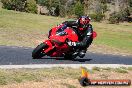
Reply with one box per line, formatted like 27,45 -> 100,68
72,51 -> 79,59
72,48 -> 80,56
78,50 -> 86,58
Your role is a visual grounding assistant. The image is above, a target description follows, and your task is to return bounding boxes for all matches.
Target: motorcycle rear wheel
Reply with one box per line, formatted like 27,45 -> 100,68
64,54 -> 77,60
32,43 -> 47,59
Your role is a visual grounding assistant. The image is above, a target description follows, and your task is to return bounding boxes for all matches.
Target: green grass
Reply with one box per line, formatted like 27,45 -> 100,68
92,22 -> 132,54
127,67 -> 132,71
0,68 -> 81,85
92,67 -> 130,73
0,9 -> 65,47
101,67 -> 112,71
114,68 -> 128,73
92,67 -> 101,71
0,67 -> 131,85
0,9 -> 132,54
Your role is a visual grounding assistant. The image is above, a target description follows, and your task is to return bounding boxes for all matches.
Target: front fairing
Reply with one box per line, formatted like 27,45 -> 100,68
49,27 -> 79,43
45,27 -> 79,57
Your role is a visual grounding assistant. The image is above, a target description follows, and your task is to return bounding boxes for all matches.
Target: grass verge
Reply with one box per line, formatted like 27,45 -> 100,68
0,67 -> 132,86
0,68 -> 80,85
0,9 -> 132,55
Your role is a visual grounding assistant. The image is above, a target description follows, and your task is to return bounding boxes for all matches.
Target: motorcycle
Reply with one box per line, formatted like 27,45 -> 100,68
32,24 -> 97,59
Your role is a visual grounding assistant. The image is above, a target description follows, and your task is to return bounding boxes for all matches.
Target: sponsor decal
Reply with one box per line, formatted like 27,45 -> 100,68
79,67 -> 131,86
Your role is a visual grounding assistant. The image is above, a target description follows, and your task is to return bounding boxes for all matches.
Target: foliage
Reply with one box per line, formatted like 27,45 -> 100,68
108,13 -> 121,24
1,0 -> 132,22
1,0 -> 37,13
128,0 -> 132,14
100,3 -> 108,13
108,0 -> 132,23
74,1 -> 84,17
1,0 -> 26,11
66,5 -> 75,18
89,13 -> 105,22
59,5 -> 66,17
128,0 -> 132,7
99,0 -> 107,4
25,0 -> 37,13
37,0 -> 75,17
37,0 -> 60,15
54,5 -> 60,16
108,9 -> 130,24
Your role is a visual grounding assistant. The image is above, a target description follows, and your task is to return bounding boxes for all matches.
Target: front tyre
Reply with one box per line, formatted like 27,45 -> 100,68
32,43 -> 47,59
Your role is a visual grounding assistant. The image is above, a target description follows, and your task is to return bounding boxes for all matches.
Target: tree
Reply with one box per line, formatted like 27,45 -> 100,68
128,0 -> 132,14
83,0 -> 90,15
74,1 -> 84,17
1,0 -> 37,13
1,0 -> 26,11
59,5 -> 66,17
89,12 -> 105,22
25,0 -> 37,13
37,0 -> 60,15
100,0 -> 108,14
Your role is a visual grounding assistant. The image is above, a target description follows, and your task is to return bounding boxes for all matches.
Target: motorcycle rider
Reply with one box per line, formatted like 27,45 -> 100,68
49,16 -> 93,58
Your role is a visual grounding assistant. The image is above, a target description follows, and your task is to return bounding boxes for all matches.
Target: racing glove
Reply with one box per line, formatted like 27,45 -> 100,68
67,41 -> 82,47
67,41 -> 77,46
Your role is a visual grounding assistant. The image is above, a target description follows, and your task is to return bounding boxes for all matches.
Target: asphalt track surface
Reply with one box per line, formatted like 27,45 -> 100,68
0,46 -> 132,65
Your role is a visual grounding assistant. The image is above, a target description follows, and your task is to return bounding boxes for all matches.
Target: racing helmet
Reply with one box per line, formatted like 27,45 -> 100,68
78,16 -> 91,31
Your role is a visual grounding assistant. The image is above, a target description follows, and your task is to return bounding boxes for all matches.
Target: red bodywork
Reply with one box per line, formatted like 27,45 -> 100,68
42,25 -> 97,57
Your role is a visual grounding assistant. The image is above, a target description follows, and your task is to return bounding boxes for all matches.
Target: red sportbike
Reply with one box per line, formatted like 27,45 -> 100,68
32,24 -> 97,59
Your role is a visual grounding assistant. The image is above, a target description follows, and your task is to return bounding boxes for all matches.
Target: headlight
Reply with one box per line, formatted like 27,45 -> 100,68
56,31 -> 67,36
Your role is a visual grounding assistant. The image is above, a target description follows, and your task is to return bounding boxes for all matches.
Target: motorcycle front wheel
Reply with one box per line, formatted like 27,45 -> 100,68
32,43 -> 47,59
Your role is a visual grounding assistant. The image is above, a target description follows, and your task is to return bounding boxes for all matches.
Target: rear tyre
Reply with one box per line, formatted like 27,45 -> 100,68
32,43 -> 47,59
64,54 -> 77,60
